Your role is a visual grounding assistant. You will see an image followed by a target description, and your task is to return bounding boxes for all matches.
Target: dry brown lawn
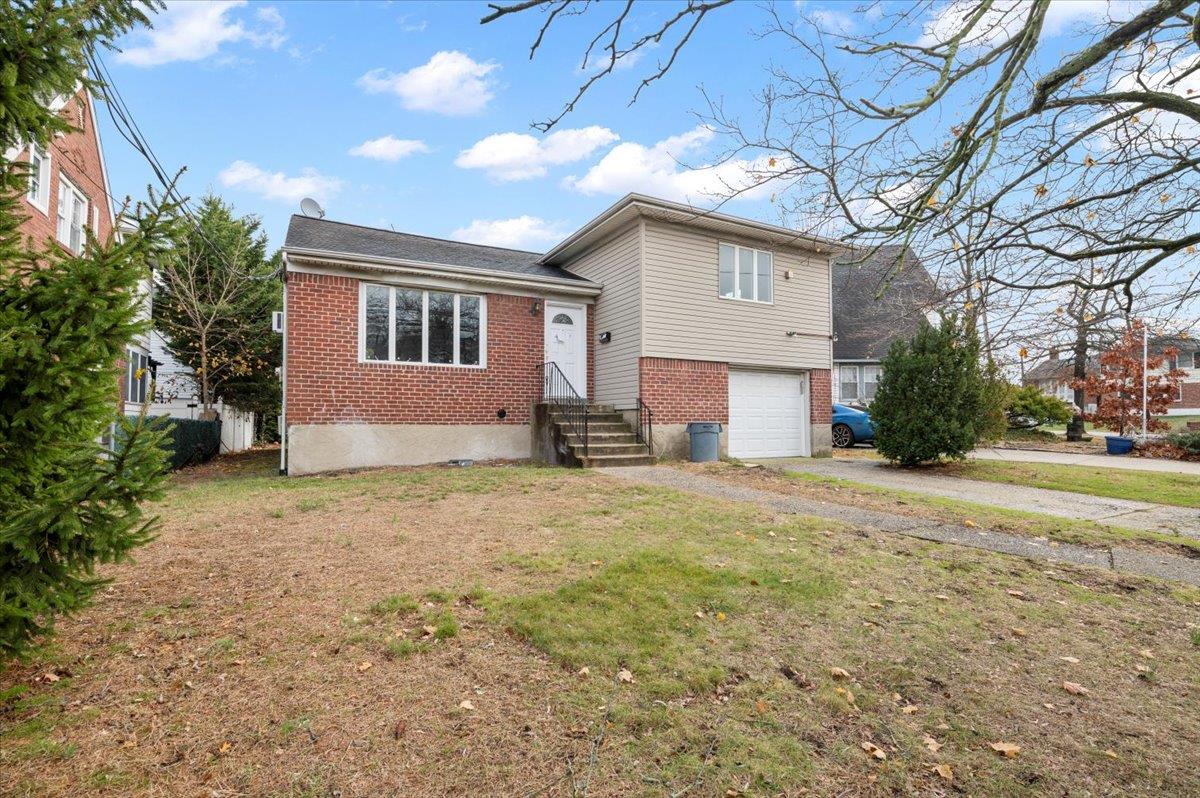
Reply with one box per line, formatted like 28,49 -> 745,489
2,451 -> 1199,797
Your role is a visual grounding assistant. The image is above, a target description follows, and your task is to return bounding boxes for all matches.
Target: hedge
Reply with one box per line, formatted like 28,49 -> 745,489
125,416 -> 222,470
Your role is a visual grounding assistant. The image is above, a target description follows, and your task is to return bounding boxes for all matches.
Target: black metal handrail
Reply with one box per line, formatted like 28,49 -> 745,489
538,361 -> 588,457
635,397 -> 654,458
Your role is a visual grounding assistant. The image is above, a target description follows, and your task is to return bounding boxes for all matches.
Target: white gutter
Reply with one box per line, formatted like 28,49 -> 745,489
284,247 -> 602,296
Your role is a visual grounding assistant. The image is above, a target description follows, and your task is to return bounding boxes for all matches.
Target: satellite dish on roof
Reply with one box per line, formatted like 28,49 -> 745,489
299,197 -> 325,219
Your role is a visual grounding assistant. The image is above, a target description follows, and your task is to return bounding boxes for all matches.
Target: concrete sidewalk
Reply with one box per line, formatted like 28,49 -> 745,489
768,457 -> 1200,539
970,446 -> 1200,475
598,466 -> 1200,587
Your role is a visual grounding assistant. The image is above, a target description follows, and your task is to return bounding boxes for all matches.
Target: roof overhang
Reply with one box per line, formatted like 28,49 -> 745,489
284,247 -> 602,297
540,193 -> 844,265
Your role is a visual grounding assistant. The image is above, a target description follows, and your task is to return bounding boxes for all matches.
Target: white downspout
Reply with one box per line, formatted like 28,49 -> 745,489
280,253 -> 289,475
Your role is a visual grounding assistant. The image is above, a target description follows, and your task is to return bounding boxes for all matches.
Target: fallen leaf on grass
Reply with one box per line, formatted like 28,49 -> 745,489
1011,627 -> 1028,637
861,741 -> 887,760
934,594 -> 950,601
421,625 -> 436,637
1104,749 -> 1119,759
458,699 -> 475,710
1006,589 -> 1025,598
218,741 -> 231,754
830,667 -> 851,680
1059,656 -> 1080,664
923,734 -> 942,754
1138,648 -> 1155,660
617,669 -> 634,684
989,741 -> 1021,758
932,763 -> 953,781
357,661 -> 373,672
1062,681 -> 1090,696
578,667 -> 590,678
716,612 -> 727,622
963,519 -> 977,528
902,705 -> 920,715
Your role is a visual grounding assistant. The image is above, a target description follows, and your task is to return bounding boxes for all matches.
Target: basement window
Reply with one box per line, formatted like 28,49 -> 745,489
361,283 -> 486,367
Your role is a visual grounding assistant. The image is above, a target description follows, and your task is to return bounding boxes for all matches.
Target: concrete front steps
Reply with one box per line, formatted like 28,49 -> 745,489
548,404 -> 655,468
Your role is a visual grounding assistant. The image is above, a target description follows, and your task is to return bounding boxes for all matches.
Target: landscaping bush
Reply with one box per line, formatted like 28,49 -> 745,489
1167,430 -> 1200,458
127,416 -> 222,470
1005,385 -> 1073,429
871,314 -> 988,466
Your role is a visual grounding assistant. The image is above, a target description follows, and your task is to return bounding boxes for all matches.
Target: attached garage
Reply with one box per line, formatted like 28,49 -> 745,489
728,370 -> 811,458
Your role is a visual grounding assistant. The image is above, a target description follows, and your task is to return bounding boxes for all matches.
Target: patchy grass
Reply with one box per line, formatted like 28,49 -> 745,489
2,455 -> 1199,796
936,459 -> 1200,509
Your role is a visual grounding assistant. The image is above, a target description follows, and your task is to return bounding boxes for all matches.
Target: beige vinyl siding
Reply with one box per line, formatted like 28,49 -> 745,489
561,222 -> 641,407
641,219 -> 831,368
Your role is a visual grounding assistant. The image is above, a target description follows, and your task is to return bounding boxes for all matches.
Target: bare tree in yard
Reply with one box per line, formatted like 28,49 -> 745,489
483,0 -> 1200,430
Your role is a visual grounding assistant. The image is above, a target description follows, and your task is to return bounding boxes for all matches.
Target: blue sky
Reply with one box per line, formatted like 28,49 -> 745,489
98,0 -> 796,254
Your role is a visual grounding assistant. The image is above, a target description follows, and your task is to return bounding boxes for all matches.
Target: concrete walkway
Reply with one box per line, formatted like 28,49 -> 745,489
970,446 -> 1200,475
597,466 -> 1200,587
765,457 -> 1200,539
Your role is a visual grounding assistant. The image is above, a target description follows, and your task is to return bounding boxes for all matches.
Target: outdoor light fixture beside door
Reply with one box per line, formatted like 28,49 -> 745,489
530,299 -> 541,316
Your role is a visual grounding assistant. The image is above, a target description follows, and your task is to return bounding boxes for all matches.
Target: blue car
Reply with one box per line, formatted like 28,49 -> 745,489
832,403 -> 875,448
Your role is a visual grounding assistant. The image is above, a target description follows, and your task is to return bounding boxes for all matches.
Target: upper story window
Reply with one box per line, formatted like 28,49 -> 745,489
56,174 -> 88,254
361,283 -> 485,367
1193,351 -> 1199,370
26,144 -> 51,213
718,242 -> 773,303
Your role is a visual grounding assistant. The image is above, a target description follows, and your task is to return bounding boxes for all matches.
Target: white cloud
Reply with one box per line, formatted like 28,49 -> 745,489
450,216 -> 567,250
809,7 -> 856,34
348,135 -> 431,162
358,51 -> 499,116
918,0 -> 1138,48
565,126 -> 785,204
117,1 -> 286,67
455,126 -> 619,182
218,160 -> 342,204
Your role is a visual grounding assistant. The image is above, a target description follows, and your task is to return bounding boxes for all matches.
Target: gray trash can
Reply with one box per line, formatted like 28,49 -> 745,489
687,421 -> 722,462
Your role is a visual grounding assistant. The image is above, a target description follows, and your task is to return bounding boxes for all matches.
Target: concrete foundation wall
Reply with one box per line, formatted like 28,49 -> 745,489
288,424 -> 530,475
635,419 -> 729,461
810,424 -> 832,458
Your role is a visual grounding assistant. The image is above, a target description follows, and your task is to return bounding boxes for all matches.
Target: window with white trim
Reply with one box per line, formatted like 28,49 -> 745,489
126,350 -> 149,405
26,144 -> 51,213
862,365 -> 881,401
362,283 -> 485,367
718,243 -> 773,303
56,174 -> 88,253
838,365 -> 860,401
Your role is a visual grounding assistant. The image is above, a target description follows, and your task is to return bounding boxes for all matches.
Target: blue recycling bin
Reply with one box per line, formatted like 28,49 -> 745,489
687,421 -> 722,462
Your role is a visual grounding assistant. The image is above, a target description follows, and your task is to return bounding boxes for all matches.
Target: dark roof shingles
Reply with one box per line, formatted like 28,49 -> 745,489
832,246 -> 939,361
283,215 -> 586,282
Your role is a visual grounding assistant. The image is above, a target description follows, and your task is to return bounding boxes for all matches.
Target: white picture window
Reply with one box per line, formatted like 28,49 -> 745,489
56,174 -> 88,254
26,144 -> 51,213
361,283 -> 485,367
718,243 -> 773,303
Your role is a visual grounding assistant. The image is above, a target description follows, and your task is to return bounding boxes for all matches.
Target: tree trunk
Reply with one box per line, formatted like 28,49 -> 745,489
1067,323 -> 1089,441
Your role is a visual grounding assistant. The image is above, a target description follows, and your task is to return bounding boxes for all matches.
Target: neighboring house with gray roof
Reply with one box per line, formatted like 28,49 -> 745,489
831,246 -> 939,405
279,193 -> 840,474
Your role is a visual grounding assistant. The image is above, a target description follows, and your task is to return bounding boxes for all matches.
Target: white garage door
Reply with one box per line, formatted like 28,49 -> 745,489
729,370 -> 810,458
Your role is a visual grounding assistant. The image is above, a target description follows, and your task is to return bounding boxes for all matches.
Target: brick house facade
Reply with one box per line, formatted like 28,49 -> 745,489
6,86 -> 148,415
282,195 -> 837,474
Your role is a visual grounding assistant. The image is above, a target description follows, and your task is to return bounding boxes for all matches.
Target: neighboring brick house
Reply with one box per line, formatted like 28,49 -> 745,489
1024,334 -> 1198,414
5,85 -> 150,416
281,193 -> 837,474
831,246 -> 939,405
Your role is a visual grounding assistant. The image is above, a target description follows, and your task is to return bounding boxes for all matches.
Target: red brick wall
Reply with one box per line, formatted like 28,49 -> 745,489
638,357 -> 728,424
809,368 -> 832,424
1177,381 -> 1200,411
15,89 -> 114,250
286,272 -> 594,425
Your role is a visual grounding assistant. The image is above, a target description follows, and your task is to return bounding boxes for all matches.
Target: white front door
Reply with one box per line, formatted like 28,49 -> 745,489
728,370 -> 810,458
544,303 -> 587,398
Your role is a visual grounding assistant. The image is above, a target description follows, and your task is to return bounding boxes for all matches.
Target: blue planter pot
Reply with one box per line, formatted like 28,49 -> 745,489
1105,435 -> 1135,455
